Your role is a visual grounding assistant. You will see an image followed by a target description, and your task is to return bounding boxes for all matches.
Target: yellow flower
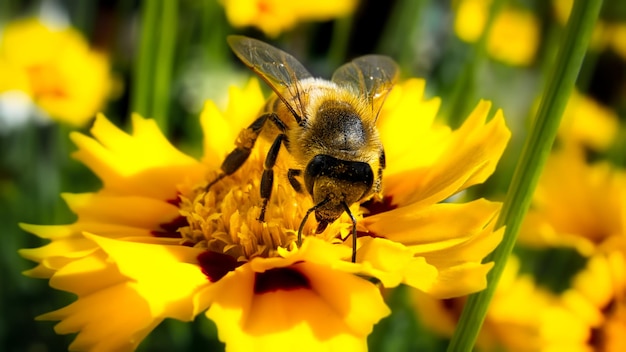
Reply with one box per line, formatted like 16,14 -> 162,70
221,0 -> 358,37
552,0 -> 626,58
20,77 -> 510,350
558,90 -> 619,151
609,23 -> 626,60
454,0 -> 539,66
0,18 -> 111,126
412,256 -> 592,351
563,249 -> 626,351
519,145 -> 626,256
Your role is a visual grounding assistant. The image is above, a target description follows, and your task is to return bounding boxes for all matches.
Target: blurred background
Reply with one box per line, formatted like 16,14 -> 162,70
1,0 -> 625,351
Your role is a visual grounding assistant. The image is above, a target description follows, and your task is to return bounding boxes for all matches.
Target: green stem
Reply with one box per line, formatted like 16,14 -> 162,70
327,15 -> 354,68
131,0 -> 160,119
376,0 -> 428,73
150,0 -> 178,135
443,0 -> 507,128
446,0 -> 604,351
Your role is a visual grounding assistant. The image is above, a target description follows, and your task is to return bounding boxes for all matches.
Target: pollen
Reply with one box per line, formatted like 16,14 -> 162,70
177,141 -> 360,262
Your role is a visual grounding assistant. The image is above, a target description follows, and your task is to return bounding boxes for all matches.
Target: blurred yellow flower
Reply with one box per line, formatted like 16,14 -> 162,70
610,24 -> 626,59
0,18 -> 111,126
558,90 -> 619,151
553,0 -> 626,58
454,0 -> 539,66
563,250 -> 626,351
20,77 -> 509,350
520,145 -> 626,256
221,0 -> 358,37
412,256 -> 591,351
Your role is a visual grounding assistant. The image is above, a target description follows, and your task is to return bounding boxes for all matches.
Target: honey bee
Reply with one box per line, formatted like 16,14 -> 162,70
208,35 -> 398,261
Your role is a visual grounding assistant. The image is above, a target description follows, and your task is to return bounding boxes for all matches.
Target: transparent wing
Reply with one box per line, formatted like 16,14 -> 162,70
227,35 -> 313,123
331,55 -> 398,121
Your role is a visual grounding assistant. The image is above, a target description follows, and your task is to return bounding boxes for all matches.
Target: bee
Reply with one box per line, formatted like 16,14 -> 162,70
208,35 -> 398,261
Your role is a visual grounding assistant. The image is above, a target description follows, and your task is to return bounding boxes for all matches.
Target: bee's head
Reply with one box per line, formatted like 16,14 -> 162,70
303,154 -> 374,227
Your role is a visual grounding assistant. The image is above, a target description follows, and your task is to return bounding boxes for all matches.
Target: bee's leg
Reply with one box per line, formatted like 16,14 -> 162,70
206,113 -> 280,191
287,169 -> 303,193
341,201 -> 358,263
258,133 -> 286,221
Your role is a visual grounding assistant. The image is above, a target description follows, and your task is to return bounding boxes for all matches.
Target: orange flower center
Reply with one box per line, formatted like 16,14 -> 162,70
26,64 -> 67,100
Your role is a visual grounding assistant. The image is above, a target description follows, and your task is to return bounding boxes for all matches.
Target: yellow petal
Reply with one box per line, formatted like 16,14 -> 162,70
426,262 -> 494,298
48,250 -> 126,296
71,113 -> 205,200
19,236 -> 98,274
415,224 -> 504,270
356,237 -> 438,290
384,101 -> 510,206
87,234 -> 210,321
61,192 -> 180,232
363,198 -> 501,246
39,282 -> 162,352
378,78 -> 444,170
201,78 -> 266,168
207,260 -> 388,352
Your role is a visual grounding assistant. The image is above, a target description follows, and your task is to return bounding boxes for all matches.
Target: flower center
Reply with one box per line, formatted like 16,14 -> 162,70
27,64 -> 67,100
177,142 -> 363,262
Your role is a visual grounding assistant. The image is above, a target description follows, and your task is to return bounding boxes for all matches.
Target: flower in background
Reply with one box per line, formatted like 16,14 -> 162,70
519,145 -> 626,257
563,250 -> 626,351
553,0 -> 626,59
0,18 -> 112,127
20,77 -> 509,351
220,0 -> 358,37
454,0 -> 539,66
558,90 -> 619,152
412,256 -> 591,351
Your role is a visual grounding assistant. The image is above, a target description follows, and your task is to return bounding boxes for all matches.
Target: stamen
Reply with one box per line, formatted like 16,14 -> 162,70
176,143 -> 365,263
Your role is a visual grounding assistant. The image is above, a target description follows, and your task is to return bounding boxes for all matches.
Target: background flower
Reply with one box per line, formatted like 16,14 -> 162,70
454,0 -> 539,66
220,0 -> 358,37
0,17 -> 112,126
412,256 -> 591,352
563,250 -> 626,351
519,145 -> 626,256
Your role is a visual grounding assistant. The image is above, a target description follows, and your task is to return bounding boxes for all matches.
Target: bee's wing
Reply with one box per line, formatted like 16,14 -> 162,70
331,55 -> 398,121
228,35 -> 313,123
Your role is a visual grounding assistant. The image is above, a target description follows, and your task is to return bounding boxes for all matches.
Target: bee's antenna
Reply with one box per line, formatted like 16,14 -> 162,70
341,201 -> 357,263
297,197 -> 330,247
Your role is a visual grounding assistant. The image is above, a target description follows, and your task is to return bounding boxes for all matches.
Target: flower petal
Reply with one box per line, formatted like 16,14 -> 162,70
426,261 -> 495,299
87,234 -> 210,321
207,260 -> 388,352
384,101 -> 510,206
61,192 -> 180,233
356,237 -> 438,290
363,198 -> 501,247
40,282 -> 162,352
201,78 -> 266,168
71,113 -> 205,199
